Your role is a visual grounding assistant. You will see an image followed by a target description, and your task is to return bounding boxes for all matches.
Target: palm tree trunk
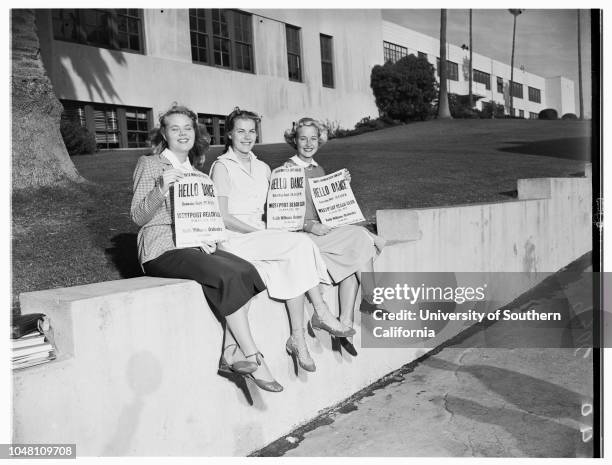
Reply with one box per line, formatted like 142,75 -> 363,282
437,9 -> 452,119
577,9 -> 584,119
468,9 -> 473,108
12,9 -> 83,190
509,13 -> 518,117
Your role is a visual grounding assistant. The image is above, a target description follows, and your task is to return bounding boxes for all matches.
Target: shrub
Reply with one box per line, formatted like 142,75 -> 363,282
479,101 -> 506,119
562,113 -> 578,120
370,54 -> 438,122
60,120 -> 97,155
327,116 -> 400,140
447,93 -> 485,119
538,108 -> 558,120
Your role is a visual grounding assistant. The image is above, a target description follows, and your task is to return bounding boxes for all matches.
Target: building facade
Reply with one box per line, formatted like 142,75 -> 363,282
35,9 -> 576,149
382,21 -> 575,120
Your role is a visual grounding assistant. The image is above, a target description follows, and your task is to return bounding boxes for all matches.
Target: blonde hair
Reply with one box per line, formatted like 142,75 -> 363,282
284,117 -> 328,149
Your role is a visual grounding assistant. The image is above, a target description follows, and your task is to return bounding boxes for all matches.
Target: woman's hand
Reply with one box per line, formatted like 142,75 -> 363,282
343,169 -> 352,184
159,168 -> 184,194
200,241 -> 217,254
310,222 -> 331,236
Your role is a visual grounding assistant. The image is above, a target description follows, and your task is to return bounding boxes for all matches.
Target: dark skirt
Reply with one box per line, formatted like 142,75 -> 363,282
143,248 -> 266,318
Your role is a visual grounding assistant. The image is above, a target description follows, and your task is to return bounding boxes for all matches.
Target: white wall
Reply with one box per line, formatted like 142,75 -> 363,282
546,76 -> 577,116
36,9 -> 382,143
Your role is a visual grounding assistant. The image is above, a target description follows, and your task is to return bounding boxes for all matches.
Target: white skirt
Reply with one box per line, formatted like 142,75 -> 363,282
219,230 -> 330,300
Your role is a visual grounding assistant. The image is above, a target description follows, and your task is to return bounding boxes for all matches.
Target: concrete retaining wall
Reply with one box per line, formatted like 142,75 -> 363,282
13,172 -> 592,455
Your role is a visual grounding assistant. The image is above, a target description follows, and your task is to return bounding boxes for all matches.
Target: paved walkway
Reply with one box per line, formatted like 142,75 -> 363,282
254,262 -> 595,457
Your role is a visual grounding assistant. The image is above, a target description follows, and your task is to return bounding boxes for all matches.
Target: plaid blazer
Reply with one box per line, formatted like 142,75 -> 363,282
130,153 -> 178,265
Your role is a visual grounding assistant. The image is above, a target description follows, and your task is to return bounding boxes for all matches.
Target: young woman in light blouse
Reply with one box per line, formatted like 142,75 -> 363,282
210,108 -> 355,373
283,117 -> 386,356
131,104 -> 281,392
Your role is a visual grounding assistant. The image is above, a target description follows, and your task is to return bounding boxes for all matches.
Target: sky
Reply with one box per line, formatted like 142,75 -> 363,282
382,9 -> 594,118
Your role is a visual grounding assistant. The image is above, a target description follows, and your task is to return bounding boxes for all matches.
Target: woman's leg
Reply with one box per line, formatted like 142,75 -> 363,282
285,294 -> 316,371
224,304 -> 276,382
307,286 -> 354,335
338,273 -> 359,327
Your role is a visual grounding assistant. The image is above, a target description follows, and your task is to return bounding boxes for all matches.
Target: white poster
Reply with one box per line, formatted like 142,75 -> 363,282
308,169 -> 365,228
266,165 -> 306,231
173,171 -> 227,246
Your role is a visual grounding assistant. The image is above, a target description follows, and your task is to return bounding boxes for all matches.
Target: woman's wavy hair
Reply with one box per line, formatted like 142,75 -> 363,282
151,103 -> 210,171
224,107 -> 261,151
283,117 -> 328,150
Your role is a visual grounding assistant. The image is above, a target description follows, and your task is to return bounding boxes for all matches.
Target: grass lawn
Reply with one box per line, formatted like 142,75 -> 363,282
12,119 -> 591,313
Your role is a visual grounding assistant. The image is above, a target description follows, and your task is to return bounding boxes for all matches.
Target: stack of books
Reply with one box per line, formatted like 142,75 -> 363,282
11,313 -> 56,370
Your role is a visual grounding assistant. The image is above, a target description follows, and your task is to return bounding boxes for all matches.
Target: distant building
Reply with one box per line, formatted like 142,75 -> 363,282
382,21 -> 575,120
34,9 -> 576,149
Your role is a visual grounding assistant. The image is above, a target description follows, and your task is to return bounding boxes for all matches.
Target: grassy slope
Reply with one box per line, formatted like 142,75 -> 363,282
12,119 -> 591,312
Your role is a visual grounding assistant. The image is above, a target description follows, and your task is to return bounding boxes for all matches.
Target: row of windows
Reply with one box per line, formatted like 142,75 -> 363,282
61,101 -> 242,149
61,101 -> 151,149
52,9 -> 336,89
382,42 -> 544,104
383,41 -> 460,82
52,9 -> 143,52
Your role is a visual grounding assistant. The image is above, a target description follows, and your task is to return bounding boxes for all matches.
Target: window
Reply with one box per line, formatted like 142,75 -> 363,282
528,86 -> 541,103
519,109 -> 524,118
497,76 -> 504,93
286,25 -> 302,81
320,34 -> 334,88
510,81 -> 523,99
198,113 -> 226,146
52,9 -> 143,53
125,108 -> 149,148
473,69 -> 491,90
418,51 -> 427,60
436,58 -> 459,81
93,106 -> 120,149
61,101 -> 86,127
60,100 -> 151,149
529,112 -> 539,119
383,41 -> 407,64
189,9 -> 253,72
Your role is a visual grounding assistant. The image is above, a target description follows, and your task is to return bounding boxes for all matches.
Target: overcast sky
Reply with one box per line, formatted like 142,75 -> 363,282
382,9 -> 594,118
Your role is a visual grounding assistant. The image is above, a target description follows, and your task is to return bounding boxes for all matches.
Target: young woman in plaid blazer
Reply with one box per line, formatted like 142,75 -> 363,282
131,105 -> 282,392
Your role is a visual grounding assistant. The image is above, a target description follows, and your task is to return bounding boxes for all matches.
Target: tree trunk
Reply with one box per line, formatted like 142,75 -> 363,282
468,9 -> 473,108
577,9 -> 584,120
11,9 -> 83,190
437,9 -> 452,119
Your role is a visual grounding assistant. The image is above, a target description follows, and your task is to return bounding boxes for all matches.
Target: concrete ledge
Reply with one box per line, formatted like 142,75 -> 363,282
14,174 -> 592,455
14,277 -> 429,456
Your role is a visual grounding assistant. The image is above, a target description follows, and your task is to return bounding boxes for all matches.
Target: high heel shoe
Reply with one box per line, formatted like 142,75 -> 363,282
336,336 -> 358,357
310,310 -> 356,337
218,344 -> 258,375
244,352 -> 284,392
286,332 -> 316,372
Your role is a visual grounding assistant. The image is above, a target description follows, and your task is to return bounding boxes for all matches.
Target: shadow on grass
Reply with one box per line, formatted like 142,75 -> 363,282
105,233 -> 143,279
499,137 -> 591,161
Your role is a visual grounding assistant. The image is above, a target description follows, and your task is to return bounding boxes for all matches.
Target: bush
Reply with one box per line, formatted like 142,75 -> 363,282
327,116 -> 400,140
447,93 -> 485,119
60,120 -> 97,155
479,101 -> 506,119
370,54 -> 438,122
562,113 -> 578,120
538,108 -> 558,120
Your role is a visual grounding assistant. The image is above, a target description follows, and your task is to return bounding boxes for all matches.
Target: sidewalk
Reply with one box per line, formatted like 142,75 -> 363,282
253,260 -> 595,457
